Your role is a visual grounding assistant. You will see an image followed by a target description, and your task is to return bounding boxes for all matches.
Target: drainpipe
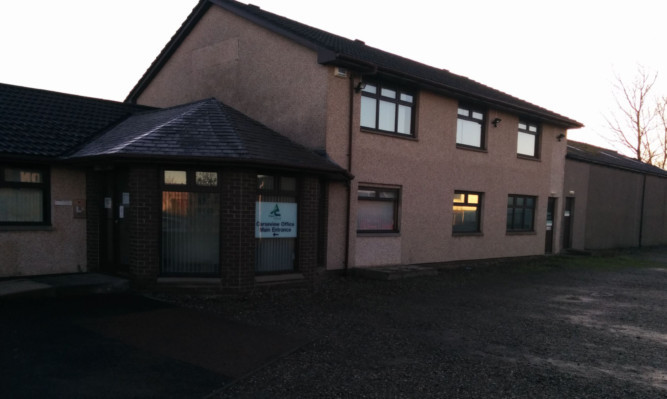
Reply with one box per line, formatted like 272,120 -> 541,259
638,173 -> 647,248
343,76 -> 355,275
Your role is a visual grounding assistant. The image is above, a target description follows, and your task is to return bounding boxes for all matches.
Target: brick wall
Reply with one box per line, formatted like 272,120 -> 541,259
127,167 -> 160,283
87,165 -> 328,292
298,176 -> 320,279
220,169 -> 256,292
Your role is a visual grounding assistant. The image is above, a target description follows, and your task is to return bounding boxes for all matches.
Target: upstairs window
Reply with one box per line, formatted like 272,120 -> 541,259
357,186 -> 400,233
507,195 -> 536,232
517,121 -> 540,158
452,191 -> 482,233
360,81 -> 415,136
0,166 -> 50,226
456,106 -> 485,149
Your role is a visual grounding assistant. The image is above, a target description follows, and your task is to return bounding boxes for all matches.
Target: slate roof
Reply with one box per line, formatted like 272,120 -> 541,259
127,0 -> 583,129
0,82 -> 150,159
71,98 -> 349,178
567,140 -> 667,178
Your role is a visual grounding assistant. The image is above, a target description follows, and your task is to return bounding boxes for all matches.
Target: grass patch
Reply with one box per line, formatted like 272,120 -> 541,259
438,252 -> 666,283
549,254 -> 661,271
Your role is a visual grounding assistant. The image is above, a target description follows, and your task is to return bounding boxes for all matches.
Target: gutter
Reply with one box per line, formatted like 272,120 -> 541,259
320,53 -> 583,130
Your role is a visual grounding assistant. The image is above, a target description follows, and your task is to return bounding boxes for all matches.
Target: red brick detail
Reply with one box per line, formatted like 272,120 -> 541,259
220,169 -> 256,292
297,177 -> 321,280
127,167 -> 160,282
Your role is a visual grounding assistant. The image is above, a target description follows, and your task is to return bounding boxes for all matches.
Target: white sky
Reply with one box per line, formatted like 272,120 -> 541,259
1,0 -> 666,153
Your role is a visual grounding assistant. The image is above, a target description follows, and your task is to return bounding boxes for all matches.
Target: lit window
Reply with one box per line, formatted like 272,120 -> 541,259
507,195 -> 536,232
357,186 -> 400,233
164,170 -> 187,185
456,105 -> 485,149
452,191 -> 482,233
0,166 -> 49,225
360,81 -> 415,136
517,121 -> 540,158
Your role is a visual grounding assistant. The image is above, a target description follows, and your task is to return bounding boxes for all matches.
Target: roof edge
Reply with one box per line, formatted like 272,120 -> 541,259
125,0 -> 212,103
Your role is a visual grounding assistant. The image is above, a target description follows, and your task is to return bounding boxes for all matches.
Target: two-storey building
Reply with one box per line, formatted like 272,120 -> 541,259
2,0 -> 585,291
126,0 -> 582,276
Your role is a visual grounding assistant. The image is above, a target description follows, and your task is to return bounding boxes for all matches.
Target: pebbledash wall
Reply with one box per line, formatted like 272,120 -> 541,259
132,3 -> 571,270
563,158 -> 667,251
85,165 -> 324,290
0,166 -> 87,277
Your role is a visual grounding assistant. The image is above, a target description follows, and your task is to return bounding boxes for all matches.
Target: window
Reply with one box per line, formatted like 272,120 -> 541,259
507,195 -> 536,232
0,166 -> 49,225
360,81 -> 415,136
456,105 -> 485,149
357,186 -> 400,233
161,169 -> 220,275
517,121 -> 540,158
256,174 -> 298,274
452,191 -> 482,233
163,169 -> 218,188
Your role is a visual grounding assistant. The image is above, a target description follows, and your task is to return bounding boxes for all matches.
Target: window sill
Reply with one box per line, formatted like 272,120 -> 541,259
360,128 -> 418,141
452,232 -> 483,237
517,154 -> 541,162
357,232 -> 401,238
0,225 -> 53,232
456,144 -> 487,153
506,231 -> 537,236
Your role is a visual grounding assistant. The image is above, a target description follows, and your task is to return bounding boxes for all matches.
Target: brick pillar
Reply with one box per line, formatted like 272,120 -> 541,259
221,169 -> 256,292
127,166 -> 160,283
317,179 -> 329,270
298,176 -> 320,280
85,169 -> 102,272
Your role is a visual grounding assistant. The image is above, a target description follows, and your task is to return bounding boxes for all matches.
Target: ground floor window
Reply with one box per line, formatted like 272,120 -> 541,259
0,166 -> 49,225
256,175 -> 297,274
452,191 -> 482,233
357,186 -> 400,233
507,195 -> 536,232
161,169 -> 220,275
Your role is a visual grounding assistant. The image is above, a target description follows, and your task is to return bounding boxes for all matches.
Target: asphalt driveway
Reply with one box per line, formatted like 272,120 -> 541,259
3,250 -> 667,398
1,294 -> 307,398
167,251 -> 667,398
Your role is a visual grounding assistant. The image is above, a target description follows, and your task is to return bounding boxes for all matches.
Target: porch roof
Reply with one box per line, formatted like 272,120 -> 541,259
70,98 -> 350,179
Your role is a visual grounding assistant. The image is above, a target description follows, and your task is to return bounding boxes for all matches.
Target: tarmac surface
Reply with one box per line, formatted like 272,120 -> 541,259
1,291 -> 308,398
2,250 -> 667,398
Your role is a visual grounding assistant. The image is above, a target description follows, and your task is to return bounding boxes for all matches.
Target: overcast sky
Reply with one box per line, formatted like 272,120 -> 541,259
1,0 -> 665,153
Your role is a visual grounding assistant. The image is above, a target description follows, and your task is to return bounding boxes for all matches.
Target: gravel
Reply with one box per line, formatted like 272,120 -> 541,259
157,254 -> 667,398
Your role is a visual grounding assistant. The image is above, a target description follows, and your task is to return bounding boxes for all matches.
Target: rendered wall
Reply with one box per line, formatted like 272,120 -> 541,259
565,159 -> 667,250
346,88 -> 570,266
136,6 -> 330,151
0,167 -> 87,277
563,159 -> 590,250
641,175 -> 667,246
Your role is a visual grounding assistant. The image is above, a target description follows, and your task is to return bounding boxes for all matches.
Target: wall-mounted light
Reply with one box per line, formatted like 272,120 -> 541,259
354,81 -> 367,93
492,117 -> 502,127
556,133 -> 566,142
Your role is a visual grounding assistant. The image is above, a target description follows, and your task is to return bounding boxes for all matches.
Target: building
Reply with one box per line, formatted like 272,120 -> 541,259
563,140 -> 667,251
2,0 -> 586,290
127,0 -> 582,272
0,83 -> 348,292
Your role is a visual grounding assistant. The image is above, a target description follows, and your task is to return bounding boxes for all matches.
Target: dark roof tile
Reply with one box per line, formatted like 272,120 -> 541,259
71,98 -> 349,177
567,140 -> 667,177
0,82 -> 150,158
